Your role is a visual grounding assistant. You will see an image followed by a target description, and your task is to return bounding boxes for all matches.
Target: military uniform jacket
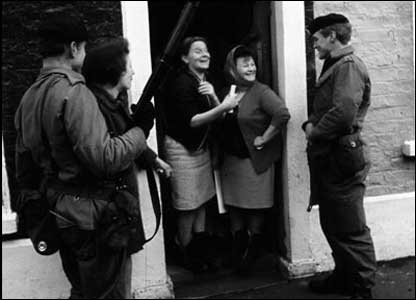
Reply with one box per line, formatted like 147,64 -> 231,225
303,46 -> 371,234
304,45 -> 371,143
15,67 -> 147,191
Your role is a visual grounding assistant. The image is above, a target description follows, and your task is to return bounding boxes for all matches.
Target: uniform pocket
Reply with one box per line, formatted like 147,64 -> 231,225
332,134 -> 366,176
54,192 -> 108,230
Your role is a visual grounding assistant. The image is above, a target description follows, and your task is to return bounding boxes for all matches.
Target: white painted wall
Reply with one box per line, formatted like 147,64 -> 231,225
2,134 -> 17,235
270,1 -> 316,278
121,2 -> 173,298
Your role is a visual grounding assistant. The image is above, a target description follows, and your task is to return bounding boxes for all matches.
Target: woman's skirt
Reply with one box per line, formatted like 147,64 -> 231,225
220,153 -> 274,209
164,135 -> 215,211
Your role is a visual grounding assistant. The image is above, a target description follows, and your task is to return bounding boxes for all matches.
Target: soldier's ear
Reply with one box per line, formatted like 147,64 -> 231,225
68,41 -> 80,58
329,31 -> 337,42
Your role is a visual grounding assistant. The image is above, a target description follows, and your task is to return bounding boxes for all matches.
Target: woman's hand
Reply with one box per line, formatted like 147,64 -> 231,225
154,157 -> 172,178
198,81 -> 216,98
253,136 -> 266,150
220,93 -> 239,111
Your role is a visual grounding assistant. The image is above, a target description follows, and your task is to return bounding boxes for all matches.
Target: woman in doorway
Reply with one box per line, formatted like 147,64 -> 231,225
220,45 -> 290,273
81,37 -> 172,297
162,36 -> 239,272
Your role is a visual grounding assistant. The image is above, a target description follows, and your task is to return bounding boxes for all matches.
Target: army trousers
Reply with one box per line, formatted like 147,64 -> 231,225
58,227 -> 132,299
320,213 -> 377,291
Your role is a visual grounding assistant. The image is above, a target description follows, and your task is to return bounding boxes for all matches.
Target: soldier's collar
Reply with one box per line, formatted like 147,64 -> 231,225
39,67 -> 85,85
316,48 -> 354,88
329,45 -> 354,59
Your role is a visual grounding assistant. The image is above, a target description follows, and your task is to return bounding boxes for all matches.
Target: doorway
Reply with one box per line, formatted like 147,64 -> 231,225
147,1 -> 285,286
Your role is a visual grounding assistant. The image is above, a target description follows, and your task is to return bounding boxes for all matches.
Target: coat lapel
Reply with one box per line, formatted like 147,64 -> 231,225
316,46 -> 355,88
237,81 -> 257,116
316,59 -> 345,87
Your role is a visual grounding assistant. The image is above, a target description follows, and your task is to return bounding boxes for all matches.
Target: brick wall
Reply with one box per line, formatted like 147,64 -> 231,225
312,1 -> 415,196
2,1 -> 123,210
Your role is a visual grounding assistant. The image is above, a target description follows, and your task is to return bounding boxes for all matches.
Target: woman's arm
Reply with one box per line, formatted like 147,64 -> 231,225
254,124 -> 280,149
254,88 -> 291,149
190,93 -> 238,127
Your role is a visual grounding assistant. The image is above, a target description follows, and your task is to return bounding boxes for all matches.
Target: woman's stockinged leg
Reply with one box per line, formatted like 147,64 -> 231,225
192,204 -> 206,233
248,210 -> 266,235
229,207 -> 246,234
241,209 -> 267,272
177,210 -> 197,247
229,207 -> 249,271
177,204 -> 210,272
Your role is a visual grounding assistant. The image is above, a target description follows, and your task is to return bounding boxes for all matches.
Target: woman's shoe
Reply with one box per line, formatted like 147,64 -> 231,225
194,231 -> 219,272
184,232 -> 209,273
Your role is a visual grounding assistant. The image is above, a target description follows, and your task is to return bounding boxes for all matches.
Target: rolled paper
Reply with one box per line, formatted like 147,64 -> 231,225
228,84 -> 237,114
214,169 -> 227,214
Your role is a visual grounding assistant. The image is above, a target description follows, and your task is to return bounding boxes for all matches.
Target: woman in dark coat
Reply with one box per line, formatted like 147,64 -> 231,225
82,37 -> 172,298
161,36 -> 239,272
220,45 -> 290,273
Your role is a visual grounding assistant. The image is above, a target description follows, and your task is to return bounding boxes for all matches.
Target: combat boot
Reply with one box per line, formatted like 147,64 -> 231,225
350,288 -> 373,299
309,272 -> 353,295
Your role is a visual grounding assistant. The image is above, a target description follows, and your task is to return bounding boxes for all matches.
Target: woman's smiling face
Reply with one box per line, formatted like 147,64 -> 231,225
181,40 -> 210,73
235,56 -> 256,82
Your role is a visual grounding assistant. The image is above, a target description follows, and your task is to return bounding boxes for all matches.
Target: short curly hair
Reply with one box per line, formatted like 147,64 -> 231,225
179,36 -> 208,57
82,37 -> 130,87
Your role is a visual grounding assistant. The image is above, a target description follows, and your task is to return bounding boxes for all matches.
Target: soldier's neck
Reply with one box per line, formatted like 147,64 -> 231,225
329,42 -> 350,58
42,57 -> 73,71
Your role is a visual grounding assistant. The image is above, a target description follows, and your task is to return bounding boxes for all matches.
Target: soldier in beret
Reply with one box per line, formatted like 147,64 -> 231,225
303,13 -> 377,299
14,12 -> 155,298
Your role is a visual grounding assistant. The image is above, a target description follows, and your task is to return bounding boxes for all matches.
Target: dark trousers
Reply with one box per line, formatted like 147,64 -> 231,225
58,228 -> 132,299
321,223 -> 377,291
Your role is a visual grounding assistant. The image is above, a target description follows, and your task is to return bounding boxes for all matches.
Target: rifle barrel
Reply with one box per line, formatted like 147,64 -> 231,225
132,1 -> 200,115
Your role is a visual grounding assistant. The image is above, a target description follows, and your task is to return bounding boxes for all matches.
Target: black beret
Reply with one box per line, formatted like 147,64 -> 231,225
38,15 -> 88,43
308,13 -> 349,35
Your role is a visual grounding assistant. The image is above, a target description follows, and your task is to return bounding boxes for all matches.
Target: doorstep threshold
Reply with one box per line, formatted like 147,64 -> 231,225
170,253 -> 286,299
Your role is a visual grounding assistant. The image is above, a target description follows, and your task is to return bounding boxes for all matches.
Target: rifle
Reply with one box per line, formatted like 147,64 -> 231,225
131,1 -> 200,117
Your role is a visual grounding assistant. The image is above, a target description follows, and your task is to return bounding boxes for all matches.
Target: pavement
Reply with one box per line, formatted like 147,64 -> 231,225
171,256 -> 415,299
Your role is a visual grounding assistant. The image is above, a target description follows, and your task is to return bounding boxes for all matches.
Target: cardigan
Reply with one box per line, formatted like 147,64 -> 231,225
234,81 -> 290,174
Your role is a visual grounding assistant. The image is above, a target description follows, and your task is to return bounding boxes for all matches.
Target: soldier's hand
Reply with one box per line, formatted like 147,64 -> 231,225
131,101 -> 155,138
305,123 -> 314,140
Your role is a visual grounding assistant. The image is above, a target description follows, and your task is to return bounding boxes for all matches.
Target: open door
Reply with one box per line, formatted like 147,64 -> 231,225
147,1 -> 285,283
